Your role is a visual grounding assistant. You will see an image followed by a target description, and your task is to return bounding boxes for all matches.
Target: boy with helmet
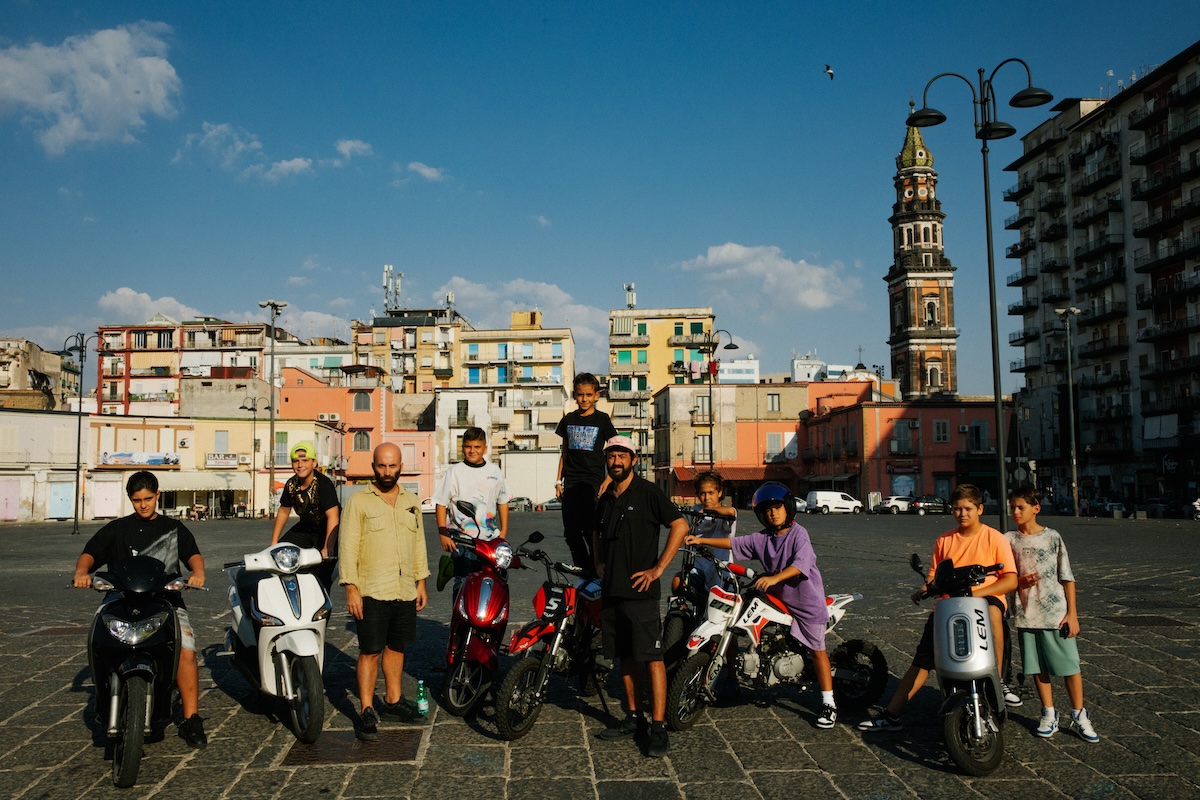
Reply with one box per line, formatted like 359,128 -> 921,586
685,480 -> 838,729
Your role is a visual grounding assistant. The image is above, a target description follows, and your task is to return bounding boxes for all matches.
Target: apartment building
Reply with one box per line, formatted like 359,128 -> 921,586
1004,40 -> 1200,505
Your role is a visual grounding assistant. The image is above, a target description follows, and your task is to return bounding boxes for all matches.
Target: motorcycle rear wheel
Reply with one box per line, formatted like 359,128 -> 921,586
666,651 -> 715,731
830,639 -> 888,710
495,656 -> 544,740
288,655 -> 324,744
662,614 -> 689,676
943,702 -> 1005,776
442,657 -> 486,717
112,676 -> 147,788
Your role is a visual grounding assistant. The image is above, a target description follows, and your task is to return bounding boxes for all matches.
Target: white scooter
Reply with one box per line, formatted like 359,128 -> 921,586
223,543 -> 332,743
910,554 -> 1008,776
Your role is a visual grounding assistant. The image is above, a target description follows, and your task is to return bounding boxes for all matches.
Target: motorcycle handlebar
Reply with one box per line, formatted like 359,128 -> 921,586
727,562 -> 757,580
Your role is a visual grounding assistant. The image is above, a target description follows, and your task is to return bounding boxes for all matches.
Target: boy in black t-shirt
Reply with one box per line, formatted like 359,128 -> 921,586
271,440 -> 340,590
73,470 -> 209,749
554,372 -> 617,576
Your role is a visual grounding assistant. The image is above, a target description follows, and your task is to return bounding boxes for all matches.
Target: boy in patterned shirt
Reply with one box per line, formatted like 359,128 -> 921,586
1006,486 -> 1099,742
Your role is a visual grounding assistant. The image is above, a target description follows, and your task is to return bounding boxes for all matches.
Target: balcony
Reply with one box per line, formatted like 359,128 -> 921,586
1079,371 -> 1130,390
1169,73 -> 1200,107
1043,285 -> 1071,303
1128,101 -> 1168,131
1133,234 -> 1200,274
608,334 -> 650,347
608,388 -> 651,401
1035,161 -> 1066,182
1074,265 -> 1125,294
1010,356 -> 1042,373
1137,314 -> 1200,342
1037,192 -> 1066,212
1006,267 -> 1038,287
1077,301 -> 1127,327
1068,132 -> 1120,165
1132,197 -> 1200,239
1071,162 -> 1121,196
1143,394 -> 1200,415
1080,404 -> 1132,423
1006,237 -> 1037,258
433,367 -> 454,377
1135,272 -> 1200,309
1039,221 -> 1068,242
1007,296 -> 1039,315
1003,179 -> 1035,201
1005,206 -> 1036,230
1040,257 -> 1070,274
667,333 -> 720,348
609,362 -> 650,376
1132,165 -> 1182,202
1074,234 -> 1124,262
1129,133 -> 1170,166
446,414 -> 475,428
1043,347 -> 1067,365
1140,353 -> 1200,379
1008,327 -> 1040,345
1078,334 -> 1129,358
1073,196 -> 1123,228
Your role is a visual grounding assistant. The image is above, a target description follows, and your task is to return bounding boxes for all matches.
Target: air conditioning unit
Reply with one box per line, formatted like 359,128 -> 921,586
328,412 -> 340,421
910,420 -> 920,428
238,455 -> 251,464
959,425 -> 970,433
318,413 -> 329,421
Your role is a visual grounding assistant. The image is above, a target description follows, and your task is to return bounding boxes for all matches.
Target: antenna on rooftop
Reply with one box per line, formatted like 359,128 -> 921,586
383,264 -> 404,314
624,283 -> 636,309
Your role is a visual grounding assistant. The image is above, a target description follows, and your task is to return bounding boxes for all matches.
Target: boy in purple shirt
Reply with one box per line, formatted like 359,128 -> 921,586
686,481 -> 837,729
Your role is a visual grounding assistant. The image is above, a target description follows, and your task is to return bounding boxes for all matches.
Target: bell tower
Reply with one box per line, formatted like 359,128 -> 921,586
885,105 -> 959,398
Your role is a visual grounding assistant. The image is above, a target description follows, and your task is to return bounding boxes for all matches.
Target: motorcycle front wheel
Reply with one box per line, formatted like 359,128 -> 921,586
288,655 -> 324,744
495,656 -> 544,740
666,651 -> 715,731
830,639 -> 888,710
943,701 -> 1005,776
661,614 -> 689,676
442,657 -> 486,717
112,676 -> 147,788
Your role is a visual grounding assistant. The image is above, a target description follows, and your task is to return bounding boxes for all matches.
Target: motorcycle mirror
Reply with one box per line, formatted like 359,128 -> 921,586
455,500 -> 478,519
909,553 -> 925,574
526,531 -> 545,544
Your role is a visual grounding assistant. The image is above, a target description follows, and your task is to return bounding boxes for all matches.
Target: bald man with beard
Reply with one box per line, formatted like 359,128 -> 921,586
339,443 -> 430,740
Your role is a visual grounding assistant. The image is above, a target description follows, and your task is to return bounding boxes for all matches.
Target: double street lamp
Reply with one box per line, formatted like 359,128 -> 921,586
907,59 -> 1053,533
700,329 -> 738,467
60,332 -> 99,535
1055,307 -> 1082,517
259,300 -> 287,515
239,396 -> 270,518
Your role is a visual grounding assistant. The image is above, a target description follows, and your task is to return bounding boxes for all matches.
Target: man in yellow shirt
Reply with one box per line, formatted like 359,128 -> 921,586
339,443 -> 430,740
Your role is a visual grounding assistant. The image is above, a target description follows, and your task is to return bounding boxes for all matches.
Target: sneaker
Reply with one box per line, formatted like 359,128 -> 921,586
1035,708 -> 1058,738
357,706 -> 379,741
1067,709 -> 1099,743
379,697 -> 426,723
647,721 -> 669,757
178,714 -> 207,749
857,710 -> 903,732
1002,682 -> 1022,708
598,712 -> 647,741
816,704 -> 838,729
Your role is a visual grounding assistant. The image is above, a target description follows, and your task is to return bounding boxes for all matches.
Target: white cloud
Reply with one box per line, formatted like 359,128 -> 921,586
407,161 -> 446,182
0,21 -> 181,155
261,157 -> 313,182
333,138 -> 371,163
533,215 -> 551,228
301,254 -> 320,271
175,121 -> 262,170
328,297 -> 355,310
287,276 -> 310,287
97,287 -> 202,323
680,243 -> 862,312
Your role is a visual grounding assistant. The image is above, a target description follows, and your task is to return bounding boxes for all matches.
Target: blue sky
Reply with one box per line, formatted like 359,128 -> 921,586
2,2 -> 1197,395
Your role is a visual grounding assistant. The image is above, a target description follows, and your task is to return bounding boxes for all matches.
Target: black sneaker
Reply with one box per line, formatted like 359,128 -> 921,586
178,714 -> 207,749
357,706 -> 379,741
598,712 -> 646,741
857,710 -> 903,732
379,697 -> 426,723
816,704 -> 838,729
647,720 -> 669,758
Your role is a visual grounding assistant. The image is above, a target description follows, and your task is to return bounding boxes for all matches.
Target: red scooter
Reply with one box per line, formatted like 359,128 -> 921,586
441,501 -> 541,716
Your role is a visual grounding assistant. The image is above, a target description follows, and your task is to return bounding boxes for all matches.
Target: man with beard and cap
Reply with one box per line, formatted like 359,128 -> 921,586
592,436 -> 688,758
339,443 -> 430,741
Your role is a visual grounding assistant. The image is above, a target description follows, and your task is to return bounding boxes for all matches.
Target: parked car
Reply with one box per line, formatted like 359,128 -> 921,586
793,495 -> 809,514
909,495 -> 948,515
420,497 -> 436,514
877,495 -> 914,514
805,491 -> 863,515
540,497 -> 563,511
508,496 -> 533,512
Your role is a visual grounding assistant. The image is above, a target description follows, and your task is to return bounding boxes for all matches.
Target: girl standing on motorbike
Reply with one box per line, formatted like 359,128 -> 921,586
685,481 -> 838,729
672,471 -> 737,594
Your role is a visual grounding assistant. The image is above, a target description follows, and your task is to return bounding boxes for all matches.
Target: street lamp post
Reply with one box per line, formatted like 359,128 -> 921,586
1055,307 -> 1082,517
239,396 -> 270,518
907,59 -> 1053,533
259,300 -> 287,515
700,329 -> 738,467
61,332 -> 99,534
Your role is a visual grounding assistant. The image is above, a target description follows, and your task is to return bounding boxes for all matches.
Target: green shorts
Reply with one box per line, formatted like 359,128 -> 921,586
1018,628 -> 1080,677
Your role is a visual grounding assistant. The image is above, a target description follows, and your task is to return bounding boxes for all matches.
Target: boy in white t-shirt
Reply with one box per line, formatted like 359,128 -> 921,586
435,427 -> 509,597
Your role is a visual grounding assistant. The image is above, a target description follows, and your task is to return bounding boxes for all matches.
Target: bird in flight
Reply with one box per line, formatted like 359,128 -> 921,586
824,64 -> 834,80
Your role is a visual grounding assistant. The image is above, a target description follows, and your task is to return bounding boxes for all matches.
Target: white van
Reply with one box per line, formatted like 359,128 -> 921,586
806,491 -> 864,515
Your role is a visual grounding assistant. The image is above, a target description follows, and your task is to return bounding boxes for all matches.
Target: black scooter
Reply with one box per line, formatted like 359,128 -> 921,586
86,555 -> 191,788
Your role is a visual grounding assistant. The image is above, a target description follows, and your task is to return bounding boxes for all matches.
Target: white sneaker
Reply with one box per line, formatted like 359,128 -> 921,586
1001,682 -> 1022,708
1035,708 -> 1058,738
1068,709 -> 1099,743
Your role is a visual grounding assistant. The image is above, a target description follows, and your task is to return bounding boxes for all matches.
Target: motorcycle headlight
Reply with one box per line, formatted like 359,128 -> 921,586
493,541 -> 515,571
272,545 -> 302,573
102,611 -> 169,645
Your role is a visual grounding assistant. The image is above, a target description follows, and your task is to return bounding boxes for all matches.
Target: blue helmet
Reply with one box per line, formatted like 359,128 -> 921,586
752,481 -> 796,531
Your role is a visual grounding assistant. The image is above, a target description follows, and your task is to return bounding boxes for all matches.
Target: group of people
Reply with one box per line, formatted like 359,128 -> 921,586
70,371 -> 1099,759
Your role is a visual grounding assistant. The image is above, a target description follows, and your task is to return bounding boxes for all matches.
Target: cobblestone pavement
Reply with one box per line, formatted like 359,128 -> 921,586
2,512 -> 1199,799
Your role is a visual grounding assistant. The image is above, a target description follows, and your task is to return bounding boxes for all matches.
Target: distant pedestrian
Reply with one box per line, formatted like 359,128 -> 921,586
339,443 -> 429,741
555,372 -> 617,576
1007,487 -> 1099,742
271,440 -> 340,592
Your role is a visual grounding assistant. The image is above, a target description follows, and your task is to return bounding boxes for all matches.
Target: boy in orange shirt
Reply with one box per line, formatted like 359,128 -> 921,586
859,483 -> 1017,731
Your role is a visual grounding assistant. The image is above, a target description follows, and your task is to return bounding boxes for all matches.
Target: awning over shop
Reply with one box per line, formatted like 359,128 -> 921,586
154,471 -> 251,492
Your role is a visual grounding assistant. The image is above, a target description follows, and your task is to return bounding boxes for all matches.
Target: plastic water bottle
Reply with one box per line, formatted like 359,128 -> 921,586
415,680 -> 429,715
